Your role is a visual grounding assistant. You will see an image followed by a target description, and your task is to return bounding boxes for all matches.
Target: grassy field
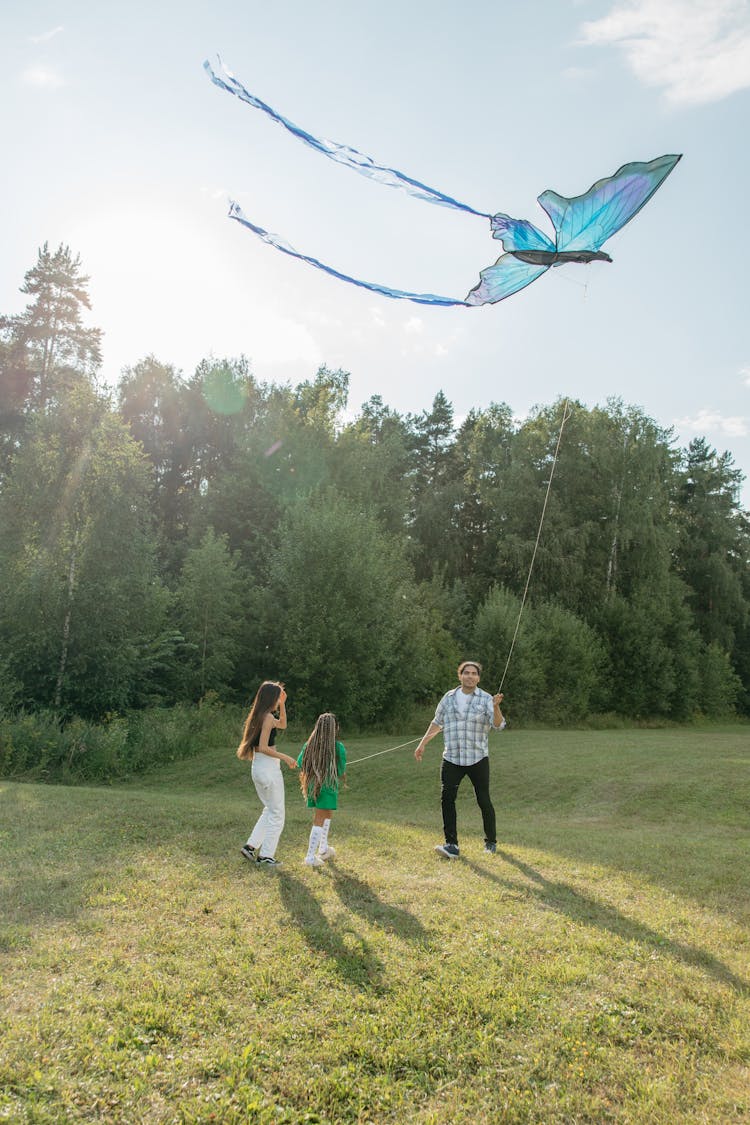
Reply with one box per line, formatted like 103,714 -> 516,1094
1,726 -> 748,1123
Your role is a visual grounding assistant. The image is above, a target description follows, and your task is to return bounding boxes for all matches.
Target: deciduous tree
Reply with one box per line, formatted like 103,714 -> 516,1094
0,387 -> 169,718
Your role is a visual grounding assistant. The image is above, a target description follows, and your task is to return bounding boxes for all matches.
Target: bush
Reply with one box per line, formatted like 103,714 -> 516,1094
0,657 -> 22,712
0,698 -> 241,782
0,710 -> 65,777
520,601 -> 608,723
595,586 -> 701,719
472,587 -> 607,723
263,491 -> 451,726
698,643 -> 741,717
471,586 -> 544,719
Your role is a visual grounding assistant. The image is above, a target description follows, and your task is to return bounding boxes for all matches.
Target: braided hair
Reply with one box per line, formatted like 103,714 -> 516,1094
299,712 -> 339,802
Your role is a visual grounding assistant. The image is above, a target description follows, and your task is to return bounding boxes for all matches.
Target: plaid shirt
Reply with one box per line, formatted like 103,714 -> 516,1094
433,687 -> 505,766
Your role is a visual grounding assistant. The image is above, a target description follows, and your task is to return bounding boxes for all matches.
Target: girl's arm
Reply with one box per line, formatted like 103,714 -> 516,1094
256,712 -> 297,768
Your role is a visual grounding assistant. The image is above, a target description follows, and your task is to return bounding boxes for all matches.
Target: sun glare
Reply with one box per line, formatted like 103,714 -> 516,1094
68,201 -> 321,383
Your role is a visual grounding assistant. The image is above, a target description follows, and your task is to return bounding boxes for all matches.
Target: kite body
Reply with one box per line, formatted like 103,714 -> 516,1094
465,154 -> 681,305
511,250 -> 612,265
206,59 -> 681,308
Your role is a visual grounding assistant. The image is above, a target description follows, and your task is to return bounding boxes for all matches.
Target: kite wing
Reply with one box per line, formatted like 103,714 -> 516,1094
464,254 -> 549,306
228,203 -> 468,307
489,214 -> 555,254
463,211 -> 552,304
464,155 -> 681,303
205,58 -> 490,219
539,154 -> 682,253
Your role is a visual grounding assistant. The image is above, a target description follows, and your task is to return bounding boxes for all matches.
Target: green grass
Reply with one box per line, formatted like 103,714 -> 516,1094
1,727 -> 748,1123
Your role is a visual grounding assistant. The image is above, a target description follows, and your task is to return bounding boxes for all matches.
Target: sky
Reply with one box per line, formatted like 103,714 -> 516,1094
2,0 -> 749,503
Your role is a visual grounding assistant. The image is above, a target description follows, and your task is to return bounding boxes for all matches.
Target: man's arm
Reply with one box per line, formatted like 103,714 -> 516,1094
414,721 -> 442,762
491,691 -> 505,730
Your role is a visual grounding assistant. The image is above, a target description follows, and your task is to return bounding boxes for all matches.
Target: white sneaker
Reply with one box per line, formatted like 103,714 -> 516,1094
318,845 -> 336,860
304,855 -> 324,867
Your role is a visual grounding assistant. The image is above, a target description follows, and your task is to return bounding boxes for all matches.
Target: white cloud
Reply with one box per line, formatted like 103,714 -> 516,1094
404,317 -> 424,335
675,408 -> 748,437
741,365 -> 750,387
580,0 -> 750,106
22,66 -> 64,88
29,26 -> 64,44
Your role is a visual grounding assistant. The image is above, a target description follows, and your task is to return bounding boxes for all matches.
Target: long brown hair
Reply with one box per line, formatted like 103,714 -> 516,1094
299,712 -> 339,802
237,681 -> 283,760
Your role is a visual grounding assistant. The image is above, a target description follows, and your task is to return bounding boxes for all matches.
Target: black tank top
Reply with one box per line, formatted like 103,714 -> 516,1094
252,725 -> 276,750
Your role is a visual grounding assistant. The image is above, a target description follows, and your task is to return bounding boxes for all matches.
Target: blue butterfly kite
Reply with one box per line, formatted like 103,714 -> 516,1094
205,58 -> 681,307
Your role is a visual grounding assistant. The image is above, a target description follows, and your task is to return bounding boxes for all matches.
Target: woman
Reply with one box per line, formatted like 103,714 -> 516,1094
237,680 -> 297,867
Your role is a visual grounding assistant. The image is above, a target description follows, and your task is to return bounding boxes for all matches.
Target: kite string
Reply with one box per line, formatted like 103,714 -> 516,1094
498,398 -> 571,692
347,737 -> 421,766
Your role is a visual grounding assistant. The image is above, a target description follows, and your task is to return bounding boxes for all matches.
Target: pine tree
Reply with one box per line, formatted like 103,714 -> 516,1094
0,243 -> 102,414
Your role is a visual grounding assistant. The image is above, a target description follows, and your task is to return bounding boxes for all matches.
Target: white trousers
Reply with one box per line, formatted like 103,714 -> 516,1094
248,753 -> 286,858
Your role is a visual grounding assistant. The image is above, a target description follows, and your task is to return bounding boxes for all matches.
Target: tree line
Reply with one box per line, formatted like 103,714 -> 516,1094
1,243 -> 748,729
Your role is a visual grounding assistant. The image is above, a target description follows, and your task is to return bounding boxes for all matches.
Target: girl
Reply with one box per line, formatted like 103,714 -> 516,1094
237,680 -> 297,867
297,712 -> 347,868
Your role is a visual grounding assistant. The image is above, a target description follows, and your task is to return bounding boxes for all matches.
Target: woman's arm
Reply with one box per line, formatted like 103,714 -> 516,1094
274,691 -> 287,730
256,712 -> 297,768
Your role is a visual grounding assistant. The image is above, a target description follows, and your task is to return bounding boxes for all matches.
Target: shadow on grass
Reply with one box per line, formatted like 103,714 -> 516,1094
328,865 -> 432,944
277,871 -> 388,993
466,849 -> 749,996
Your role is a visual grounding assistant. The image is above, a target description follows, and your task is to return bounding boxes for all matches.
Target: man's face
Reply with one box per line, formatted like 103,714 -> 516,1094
459,665 -> 480,692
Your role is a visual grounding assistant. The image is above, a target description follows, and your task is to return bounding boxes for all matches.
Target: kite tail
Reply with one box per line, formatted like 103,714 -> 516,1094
228,203 -> 469,307
205,58 -> 491,220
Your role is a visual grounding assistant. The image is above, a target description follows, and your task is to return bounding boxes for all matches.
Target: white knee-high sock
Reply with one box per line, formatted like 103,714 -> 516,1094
305,825 -> 323,863
318,818 -> 332,854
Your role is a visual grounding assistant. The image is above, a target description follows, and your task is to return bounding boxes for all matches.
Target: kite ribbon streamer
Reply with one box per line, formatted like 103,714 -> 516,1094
228,203 -> 468,306
205,58 -> 491,220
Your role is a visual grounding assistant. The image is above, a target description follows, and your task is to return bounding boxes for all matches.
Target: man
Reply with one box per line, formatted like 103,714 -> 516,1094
414,660 -> 505,858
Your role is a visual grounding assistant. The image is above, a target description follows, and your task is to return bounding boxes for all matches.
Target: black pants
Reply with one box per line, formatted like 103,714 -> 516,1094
441,756 -> 496,846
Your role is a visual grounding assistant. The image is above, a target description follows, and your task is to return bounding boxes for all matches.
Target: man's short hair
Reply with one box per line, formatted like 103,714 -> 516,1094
458,660 -> 482,675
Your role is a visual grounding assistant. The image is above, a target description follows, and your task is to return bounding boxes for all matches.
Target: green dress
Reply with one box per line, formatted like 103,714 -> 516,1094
297,740 -> 347,810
